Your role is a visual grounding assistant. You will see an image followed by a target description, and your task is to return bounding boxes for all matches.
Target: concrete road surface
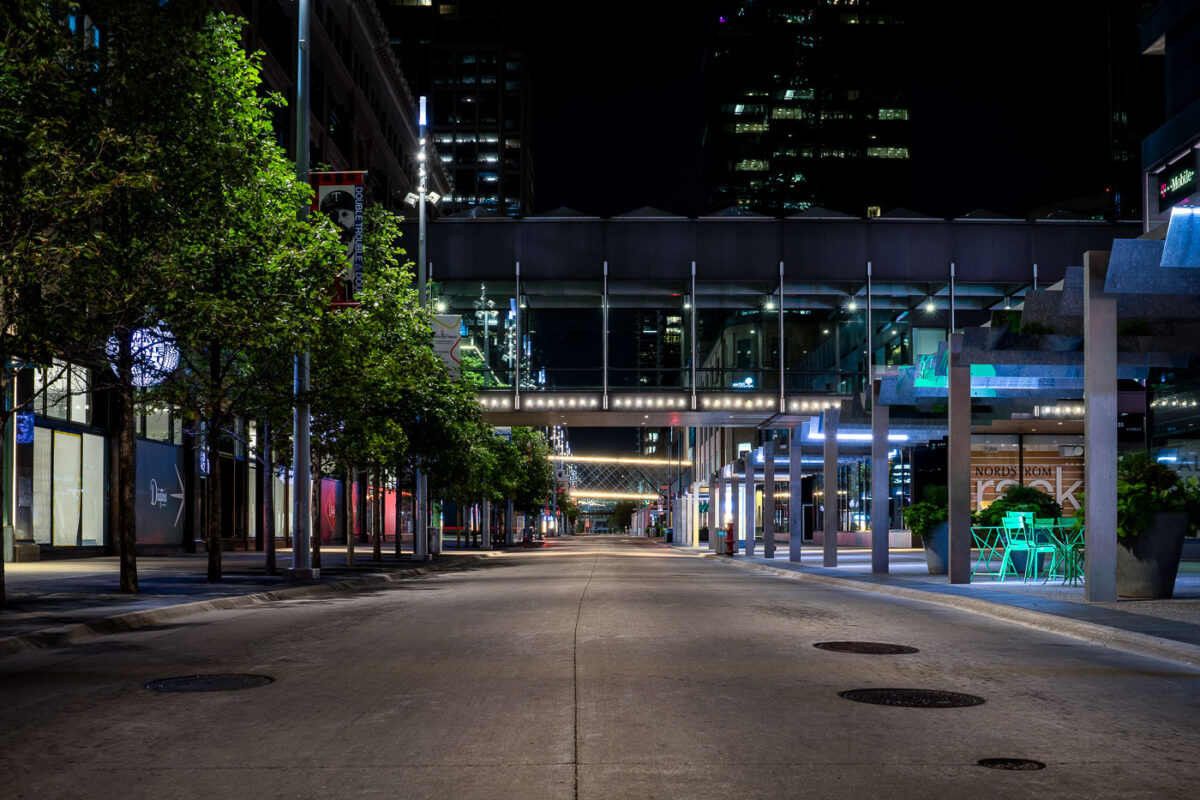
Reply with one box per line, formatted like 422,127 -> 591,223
2,536 -> 1198,799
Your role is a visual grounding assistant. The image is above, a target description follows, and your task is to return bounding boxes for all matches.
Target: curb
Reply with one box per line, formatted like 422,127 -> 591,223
697,551 -> 1200,670
0,552 -> 503,659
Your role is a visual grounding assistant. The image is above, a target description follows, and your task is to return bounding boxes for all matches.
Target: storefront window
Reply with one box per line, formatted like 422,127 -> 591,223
31,425 -> 106,546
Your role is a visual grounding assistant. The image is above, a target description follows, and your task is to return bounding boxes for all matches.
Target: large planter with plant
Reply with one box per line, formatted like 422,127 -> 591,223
1109,452 -> 1200,599
905,499 -> 949,574
1117,511 -> 1188,598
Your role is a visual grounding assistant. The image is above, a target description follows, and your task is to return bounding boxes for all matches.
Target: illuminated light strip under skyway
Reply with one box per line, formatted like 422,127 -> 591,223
551,455 -> 693,467
569,491 -> 660,501
475,393 -> 847,412
808,431 -> 909,442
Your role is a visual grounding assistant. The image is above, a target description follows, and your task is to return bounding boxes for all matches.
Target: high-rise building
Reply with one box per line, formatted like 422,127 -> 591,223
217,0 -> 448,210
704,1 -> 913,217
1139,0 -> 1200,230
383,0 -> 533,217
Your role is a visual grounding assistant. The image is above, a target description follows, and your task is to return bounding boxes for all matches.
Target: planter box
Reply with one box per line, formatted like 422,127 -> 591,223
1117,511 -> 1188,599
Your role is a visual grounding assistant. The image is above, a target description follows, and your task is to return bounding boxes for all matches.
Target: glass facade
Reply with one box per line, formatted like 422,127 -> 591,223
31,427 -> 104,547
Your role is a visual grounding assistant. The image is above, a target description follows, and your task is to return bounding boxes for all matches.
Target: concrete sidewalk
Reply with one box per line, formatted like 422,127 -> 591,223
0,546 -> 500,656
674,542 -> 1200,668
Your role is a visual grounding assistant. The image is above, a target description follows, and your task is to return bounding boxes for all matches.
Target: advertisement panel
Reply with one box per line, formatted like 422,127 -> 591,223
135,439 -> 186,546
433,314 -> 463,378
312,171 -> 366,307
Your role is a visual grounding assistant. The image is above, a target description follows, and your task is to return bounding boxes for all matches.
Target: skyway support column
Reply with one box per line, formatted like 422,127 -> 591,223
481,499 -> 491,550
948,333 -> 972,583
729,465 -> 740,554
871,381 -> 889,574
789,427 -> 803,562
763,440 -> 776,558
823,406 -> 840,567
1084,250 -> 1118,602
744,454 -> 756,556
709,472 -> 720,551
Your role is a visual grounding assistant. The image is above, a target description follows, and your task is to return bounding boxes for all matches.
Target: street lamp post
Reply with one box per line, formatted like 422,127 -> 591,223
414,96 -> 431,561
290,0 -> 315,578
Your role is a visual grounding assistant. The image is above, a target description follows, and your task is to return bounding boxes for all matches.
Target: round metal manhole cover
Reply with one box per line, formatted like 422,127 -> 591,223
814,641 -> 919,655
838,688 -> 985,708
143,674 -> 274,693
977,758 -> 1046,771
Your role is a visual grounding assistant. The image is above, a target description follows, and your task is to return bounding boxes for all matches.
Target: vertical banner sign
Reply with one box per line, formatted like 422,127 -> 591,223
312,171 -> 366,308
432,314 -> 463,379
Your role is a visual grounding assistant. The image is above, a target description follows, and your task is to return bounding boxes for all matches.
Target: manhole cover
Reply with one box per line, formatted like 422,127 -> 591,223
977,758 -> 1045,771
814,641 -> 919,655
838,688 -> 985,708
143,674 -> 274,693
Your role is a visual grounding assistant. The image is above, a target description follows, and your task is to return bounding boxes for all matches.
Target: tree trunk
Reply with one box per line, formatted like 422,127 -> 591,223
372,467 -> 382,561
262,418 -> 275,575
311,466 -> 321,570
344,465 -> 354,567
398,460 -> 408,554
116,332 -> 139,592
206,416 -> 223,582
0,413 -> 8,605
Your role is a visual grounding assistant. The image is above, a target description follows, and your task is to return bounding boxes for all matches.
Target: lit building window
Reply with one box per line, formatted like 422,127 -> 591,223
735,159 -> 769,171
866,146 -> 910,159
879,108 -> 909,121
735,122 -> 768,133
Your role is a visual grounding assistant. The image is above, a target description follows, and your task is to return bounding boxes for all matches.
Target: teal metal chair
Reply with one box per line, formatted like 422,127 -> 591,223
1026,517 -> 1060,582
998,516 -> 1030,581
971,526 -> 1005,580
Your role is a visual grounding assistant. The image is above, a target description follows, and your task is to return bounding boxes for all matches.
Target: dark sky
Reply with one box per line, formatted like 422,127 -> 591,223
528,2 -> 1116,219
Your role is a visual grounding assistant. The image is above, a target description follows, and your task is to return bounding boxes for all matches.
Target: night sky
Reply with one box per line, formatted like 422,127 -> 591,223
529,2 -> 1115,219
525,3 -> 1120,456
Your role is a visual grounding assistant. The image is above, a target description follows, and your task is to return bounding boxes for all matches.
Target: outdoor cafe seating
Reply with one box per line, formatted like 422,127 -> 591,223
971,511 -> 1085,585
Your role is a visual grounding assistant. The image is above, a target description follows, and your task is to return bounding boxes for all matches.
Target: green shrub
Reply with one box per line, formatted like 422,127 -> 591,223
1087,451 -> 1200,539
974,483 -> 1061,528
904,501 -> 947,539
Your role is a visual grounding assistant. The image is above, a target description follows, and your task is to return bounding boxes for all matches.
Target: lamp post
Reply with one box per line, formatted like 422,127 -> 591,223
290,0 -> 315,578
414,96 -> 434,561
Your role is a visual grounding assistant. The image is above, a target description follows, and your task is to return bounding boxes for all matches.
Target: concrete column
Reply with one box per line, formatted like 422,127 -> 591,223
1084,250 -> 1118,602
948,333 -> 972,583
743,454 -> 757,556
481,498 -> 491,550
506,499 -> 514,546
763,441 -> 776,558
823,406 -> 840,567
724,465 -> 734,554
871,382 -> 890,574
789,427 -> 803,562
690,487 -> 700,547
709,472 -> 720,551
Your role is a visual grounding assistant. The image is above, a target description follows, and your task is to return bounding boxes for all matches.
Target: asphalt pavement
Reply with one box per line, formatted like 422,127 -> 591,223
2,537 -> 1199,668
4,535 -> 1198,800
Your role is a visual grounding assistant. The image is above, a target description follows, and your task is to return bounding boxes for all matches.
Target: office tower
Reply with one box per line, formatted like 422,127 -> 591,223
384,0 -> 533,216
705,1 -> 913,217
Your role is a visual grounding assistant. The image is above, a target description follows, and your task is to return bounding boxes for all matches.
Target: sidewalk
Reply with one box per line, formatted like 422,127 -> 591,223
674,542 -> 1200,668
0,546 -> 499,657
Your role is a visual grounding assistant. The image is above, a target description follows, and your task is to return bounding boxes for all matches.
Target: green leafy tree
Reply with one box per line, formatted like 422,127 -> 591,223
1,1 -> 214,593
148,13 -> 340,582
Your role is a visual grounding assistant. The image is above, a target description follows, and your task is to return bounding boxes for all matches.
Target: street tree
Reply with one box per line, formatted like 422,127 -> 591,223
148,13 -> 340,582
0,1 -> 167,597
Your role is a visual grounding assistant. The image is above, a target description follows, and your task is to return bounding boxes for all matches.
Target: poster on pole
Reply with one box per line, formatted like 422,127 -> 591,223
433,314 -> 462,378
312,171 -> 366,308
